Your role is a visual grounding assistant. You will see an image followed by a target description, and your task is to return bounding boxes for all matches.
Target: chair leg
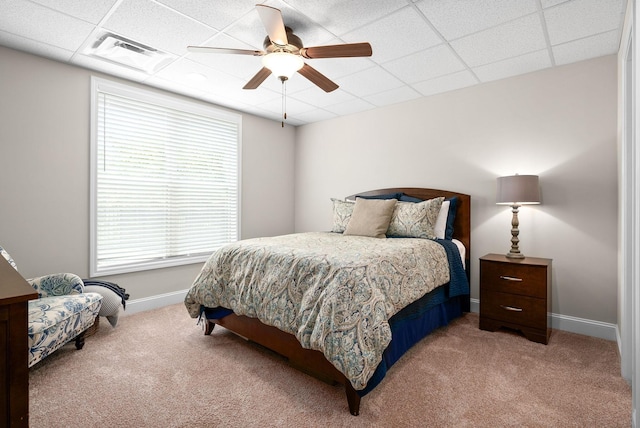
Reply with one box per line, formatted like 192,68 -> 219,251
75,331 -> 86,350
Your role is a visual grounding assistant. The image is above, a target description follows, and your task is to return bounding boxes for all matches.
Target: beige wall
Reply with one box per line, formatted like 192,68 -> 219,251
0,45 -> 620,325
0,46 -> 296,300
295,55 -> 618,324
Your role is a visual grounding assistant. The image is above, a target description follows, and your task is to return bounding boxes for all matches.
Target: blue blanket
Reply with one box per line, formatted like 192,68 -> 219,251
436,238 -> 469,298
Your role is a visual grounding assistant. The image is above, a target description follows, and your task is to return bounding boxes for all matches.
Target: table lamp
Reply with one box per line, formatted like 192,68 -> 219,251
496,174 -> 540,259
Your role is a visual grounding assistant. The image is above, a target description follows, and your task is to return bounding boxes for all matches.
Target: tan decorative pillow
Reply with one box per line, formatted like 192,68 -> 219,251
344,198 -> 397,238
331,198 -> 355,233
387,197 -> 444,239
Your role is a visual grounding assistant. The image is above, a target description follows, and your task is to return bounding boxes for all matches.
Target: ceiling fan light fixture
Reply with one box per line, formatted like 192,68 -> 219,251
262,52 -> 304,79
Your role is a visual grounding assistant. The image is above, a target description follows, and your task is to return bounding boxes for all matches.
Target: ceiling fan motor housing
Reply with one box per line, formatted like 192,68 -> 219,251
263,27 -> 303,53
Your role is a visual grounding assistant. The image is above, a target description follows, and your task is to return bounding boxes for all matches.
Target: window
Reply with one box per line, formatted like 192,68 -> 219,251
90,77 -> 241,276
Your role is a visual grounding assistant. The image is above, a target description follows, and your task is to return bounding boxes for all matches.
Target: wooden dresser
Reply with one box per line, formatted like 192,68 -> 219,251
0,255 -> 38,427
479,253 -> 552,344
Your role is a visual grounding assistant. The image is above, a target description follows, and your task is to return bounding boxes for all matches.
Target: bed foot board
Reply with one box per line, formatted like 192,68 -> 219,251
345,383 -> 361,416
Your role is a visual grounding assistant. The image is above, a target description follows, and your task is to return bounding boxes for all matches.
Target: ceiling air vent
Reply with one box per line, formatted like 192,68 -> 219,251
86,33 -> 173,73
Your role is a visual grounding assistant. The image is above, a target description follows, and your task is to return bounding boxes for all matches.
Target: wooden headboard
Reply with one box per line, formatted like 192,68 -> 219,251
346,187 -> 471,264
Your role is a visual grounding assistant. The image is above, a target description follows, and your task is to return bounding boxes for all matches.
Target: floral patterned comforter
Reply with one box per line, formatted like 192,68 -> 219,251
184,232 -> 451,390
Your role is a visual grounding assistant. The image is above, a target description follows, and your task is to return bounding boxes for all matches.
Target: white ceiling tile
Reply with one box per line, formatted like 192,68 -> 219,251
473,49 -> 552,83
303,56 -> 376,81
224,1 -> 335,50
0,31 -> 74,62
144,78 -> 265,118
193,54 -> 263,83
195,31 -> 260,51
324,98 -> 376,116
290,86 -> 357,108
152,58 -> 242,91
0,0 -> 628,125
289,24 -> 337,48
204,96 -> 250,114
540,0 -> 571,7
156,0 -> 256,31
28,0 -> 118,25
544,0 -> 624,45
553,30 -> 621,66
450,13 -> 546,67
216,84 -> 281,106
143,75 -> 222,103
335,66 -> 405,97
102,0 -> 217,56
342,6 -> 441,63
416,0 -> 538,40
187,34 -> 265,81
256,95 -> 316,116
0,0 -> 96,51
72,53 -> 150,82
412,70 -> 478,97
150,65 -> 279,105
293,109 -> 338,123
222,6 -> 268,48
260,72 -> 316,93
240,103 -> 287,121
363,85 -> 422,107
283,0 -> 407,36
383,44 -> 465,84
265,1 -> 337,47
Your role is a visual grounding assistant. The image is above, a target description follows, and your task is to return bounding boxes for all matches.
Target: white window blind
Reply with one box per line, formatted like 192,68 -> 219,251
90,77 -> 241,276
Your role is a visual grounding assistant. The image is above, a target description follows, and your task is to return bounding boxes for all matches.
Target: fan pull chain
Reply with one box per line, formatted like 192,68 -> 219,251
280,77 -> 288,127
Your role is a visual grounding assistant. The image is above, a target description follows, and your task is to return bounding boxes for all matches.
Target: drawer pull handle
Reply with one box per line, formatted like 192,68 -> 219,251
500,305 -> 523,312
500,275 -> 523,282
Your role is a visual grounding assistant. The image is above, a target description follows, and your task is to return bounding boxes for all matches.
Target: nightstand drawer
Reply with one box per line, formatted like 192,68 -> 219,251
481,291 -> 546,328
480,261 -> 547,298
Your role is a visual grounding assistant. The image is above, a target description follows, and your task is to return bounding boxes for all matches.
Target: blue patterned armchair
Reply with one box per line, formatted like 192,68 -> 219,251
0,246 -> 103,367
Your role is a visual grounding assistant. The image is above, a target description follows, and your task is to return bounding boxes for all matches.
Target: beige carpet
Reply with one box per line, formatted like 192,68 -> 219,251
29,304 -> 631,427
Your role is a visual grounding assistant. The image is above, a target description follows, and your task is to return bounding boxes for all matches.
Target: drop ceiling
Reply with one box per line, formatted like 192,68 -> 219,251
0,0 -> 627,126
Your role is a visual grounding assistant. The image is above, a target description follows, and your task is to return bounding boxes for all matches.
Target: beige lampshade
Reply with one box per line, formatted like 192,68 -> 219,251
496,175 -> 540,205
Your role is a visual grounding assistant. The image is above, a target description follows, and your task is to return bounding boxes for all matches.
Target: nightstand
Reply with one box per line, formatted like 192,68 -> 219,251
479,253 -> 552,344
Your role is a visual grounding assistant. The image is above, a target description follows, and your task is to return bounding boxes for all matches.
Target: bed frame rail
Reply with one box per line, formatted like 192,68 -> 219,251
205,314 -> 361,415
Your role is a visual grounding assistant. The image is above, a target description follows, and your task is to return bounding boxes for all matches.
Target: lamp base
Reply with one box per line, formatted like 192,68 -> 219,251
505,204 -> 525,260
505,251 -> 525,259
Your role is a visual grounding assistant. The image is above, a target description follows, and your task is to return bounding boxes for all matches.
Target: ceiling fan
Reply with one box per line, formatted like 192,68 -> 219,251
187,4 -> 373,93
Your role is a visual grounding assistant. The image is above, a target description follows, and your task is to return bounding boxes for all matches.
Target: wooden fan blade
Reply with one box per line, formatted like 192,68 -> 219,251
297,63 -> 338,93
243,67 -> 272,90
188,46 -> 264,56
256,5 -> 288,46
300,42 -> 372,59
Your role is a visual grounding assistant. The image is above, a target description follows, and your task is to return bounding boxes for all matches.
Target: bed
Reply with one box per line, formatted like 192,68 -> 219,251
184,187 -> 470,415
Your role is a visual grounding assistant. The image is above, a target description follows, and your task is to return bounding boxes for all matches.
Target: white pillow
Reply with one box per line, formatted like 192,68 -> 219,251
433,200 -> 451,240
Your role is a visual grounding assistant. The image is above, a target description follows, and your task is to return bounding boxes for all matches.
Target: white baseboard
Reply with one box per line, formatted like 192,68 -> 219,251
551,313 -> 617,341
121,289 -> 189,316
469,298 -> 617,341
470,297 -> 480,313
